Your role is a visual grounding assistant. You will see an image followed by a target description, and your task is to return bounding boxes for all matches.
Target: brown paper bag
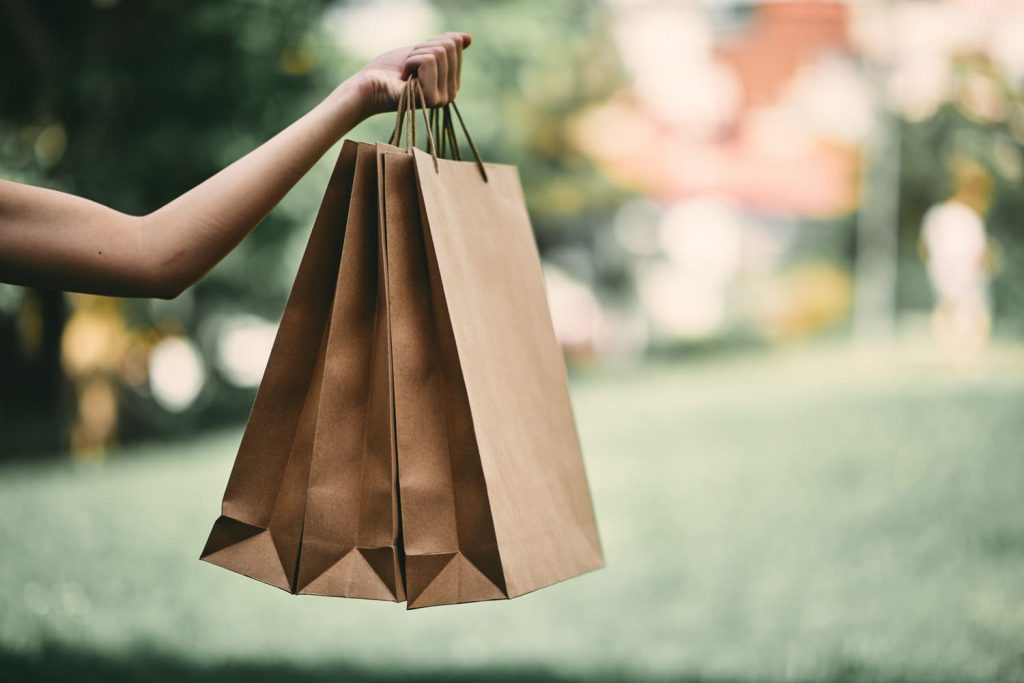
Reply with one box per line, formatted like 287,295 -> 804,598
199,143 -> 357,592
293,141 -> 404,601
202,79 -> 603,608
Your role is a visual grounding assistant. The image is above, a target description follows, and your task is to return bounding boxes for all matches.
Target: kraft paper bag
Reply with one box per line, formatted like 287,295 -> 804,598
379,141 -> 603,608
202,79 -> 603,608
200,143 -> 357,591
203,139 -> 406,602
381,148 -> 507,608
294,141 -> 404,600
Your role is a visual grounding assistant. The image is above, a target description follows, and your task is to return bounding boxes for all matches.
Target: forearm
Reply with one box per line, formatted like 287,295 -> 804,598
140,78 -> 367,298
0,78 -> 367,299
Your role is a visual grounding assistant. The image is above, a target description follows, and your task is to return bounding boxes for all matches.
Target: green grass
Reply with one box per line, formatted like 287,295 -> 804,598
2,342 -> 1023,682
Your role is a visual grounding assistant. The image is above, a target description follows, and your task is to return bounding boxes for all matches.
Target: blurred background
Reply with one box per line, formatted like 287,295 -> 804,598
1,0 -> 1023,681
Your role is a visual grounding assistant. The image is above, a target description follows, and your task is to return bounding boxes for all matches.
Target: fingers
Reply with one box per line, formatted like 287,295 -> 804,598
444,32 -> 469,95
400,32 -> 471,105
430,42 -> 450,104
455,33 -> 471,93
441,37 -> 458,100
403,54 -> 440,105
401,48 -> 443,104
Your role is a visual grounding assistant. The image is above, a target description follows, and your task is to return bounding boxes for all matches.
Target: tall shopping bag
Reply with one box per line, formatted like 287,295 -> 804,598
201,140 -> 404,600
199,144 -> 357,592
293,141 -> 404,600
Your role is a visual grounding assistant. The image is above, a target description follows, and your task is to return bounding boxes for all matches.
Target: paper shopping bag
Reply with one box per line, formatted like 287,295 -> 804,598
203,139 -> 410,602
199,143 -> 357,591
202,79 -> 602,607
293,141 -> 404,600
375,137 -> 603,608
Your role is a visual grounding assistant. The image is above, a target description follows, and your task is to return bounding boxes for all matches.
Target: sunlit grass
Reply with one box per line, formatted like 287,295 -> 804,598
1,342 -> 1023,682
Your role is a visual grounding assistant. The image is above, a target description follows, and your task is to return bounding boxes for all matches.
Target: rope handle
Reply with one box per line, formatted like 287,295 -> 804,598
387,77 -> 488,181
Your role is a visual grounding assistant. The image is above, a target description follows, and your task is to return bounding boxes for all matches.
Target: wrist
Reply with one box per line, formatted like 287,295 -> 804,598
330,75 -> 374,124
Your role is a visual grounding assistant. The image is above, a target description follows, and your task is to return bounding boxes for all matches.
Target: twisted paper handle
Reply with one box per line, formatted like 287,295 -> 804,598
387,77 -> 488,181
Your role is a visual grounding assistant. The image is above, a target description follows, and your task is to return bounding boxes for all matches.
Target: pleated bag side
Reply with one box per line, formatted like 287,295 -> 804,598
200,143 -> 358,593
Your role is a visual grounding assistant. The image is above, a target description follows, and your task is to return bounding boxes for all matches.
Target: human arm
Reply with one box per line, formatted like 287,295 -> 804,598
0,32 -> 469,298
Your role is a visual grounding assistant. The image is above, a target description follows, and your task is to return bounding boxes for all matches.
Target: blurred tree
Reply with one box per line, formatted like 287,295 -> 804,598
430,0 -> 626,241
0,0 -> 625,455
0,0 -> 332,454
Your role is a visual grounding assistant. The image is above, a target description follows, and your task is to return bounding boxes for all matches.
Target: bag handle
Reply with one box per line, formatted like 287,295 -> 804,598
442,106 -> 459,161
449,101 -> 488,181
387,77 -> 418,148
412,79 -> 440,172
428,105 -> 464,164
428,100 -> 487,182
387,77 -> 488,182
386,77 -> 438,170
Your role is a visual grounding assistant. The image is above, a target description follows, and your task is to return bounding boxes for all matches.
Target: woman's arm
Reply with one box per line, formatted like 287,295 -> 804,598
0,32 -> 469,299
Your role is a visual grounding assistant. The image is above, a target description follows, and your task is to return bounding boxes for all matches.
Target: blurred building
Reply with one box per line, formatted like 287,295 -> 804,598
568,1 -> 860,349
559,0 -> 1022,352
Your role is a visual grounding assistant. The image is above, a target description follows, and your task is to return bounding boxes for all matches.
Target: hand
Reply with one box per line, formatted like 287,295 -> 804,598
350,32 -> 472,119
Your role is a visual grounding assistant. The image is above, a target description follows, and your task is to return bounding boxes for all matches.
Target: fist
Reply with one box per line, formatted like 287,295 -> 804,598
352,32 -> 472,117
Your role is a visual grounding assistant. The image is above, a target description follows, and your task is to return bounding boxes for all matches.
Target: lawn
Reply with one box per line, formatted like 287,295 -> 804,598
2,342 -> 1023,682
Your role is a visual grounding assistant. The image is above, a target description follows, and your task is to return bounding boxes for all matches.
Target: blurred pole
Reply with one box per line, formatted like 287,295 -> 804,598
853,63 -> 901,340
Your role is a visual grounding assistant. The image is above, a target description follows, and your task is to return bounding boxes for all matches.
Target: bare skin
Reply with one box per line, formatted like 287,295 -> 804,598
0,32 -> 470,299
